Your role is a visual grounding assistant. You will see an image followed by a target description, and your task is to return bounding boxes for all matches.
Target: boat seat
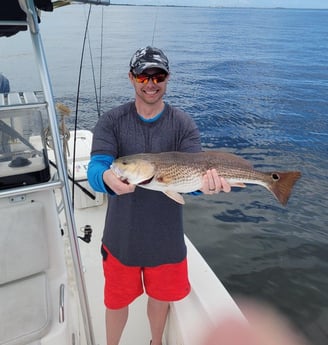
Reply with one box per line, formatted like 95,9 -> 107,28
0,201 -> 50,345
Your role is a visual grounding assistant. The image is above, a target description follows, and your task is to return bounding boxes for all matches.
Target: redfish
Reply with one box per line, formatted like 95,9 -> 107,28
111,151 -> 301,205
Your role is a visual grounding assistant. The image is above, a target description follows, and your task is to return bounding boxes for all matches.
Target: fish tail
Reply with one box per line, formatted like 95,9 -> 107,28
267,171 -> 301,206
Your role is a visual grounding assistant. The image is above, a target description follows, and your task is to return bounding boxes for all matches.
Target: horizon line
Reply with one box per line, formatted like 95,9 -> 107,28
109,3 -> 328,10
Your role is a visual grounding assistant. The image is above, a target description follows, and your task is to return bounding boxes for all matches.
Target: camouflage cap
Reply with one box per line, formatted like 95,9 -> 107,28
130,46 -> 169,75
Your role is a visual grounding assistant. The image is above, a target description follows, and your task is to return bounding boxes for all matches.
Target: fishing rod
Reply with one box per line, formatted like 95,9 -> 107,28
72,3 -> 105,205
49,159 -> 96,200
151,6 -> 158,45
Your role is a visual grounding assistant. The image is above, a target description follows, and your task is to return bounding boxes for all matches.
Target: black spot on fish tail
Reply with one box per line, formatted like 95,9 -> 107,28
268,171 -> 301,206
271,173 -> 280,181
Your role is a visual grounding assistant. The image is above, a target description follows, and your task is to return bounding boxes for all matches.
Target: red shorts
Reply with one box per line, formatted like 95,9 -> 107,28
102,245 -> 191,309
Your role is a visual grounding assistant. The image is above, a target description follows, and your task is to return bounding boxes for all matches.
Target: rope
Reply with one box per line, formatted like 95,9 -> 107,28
44,103 -> 70,168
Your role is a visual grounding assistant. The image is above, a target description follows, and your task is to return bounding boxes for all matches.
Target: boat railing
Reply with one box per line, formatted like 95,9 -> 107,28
0,180 -> 63,199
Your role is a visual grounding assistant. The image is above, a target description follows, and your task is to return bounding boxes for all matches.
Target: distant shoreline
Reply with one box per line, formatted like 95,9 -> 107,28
109,4 -> 328,10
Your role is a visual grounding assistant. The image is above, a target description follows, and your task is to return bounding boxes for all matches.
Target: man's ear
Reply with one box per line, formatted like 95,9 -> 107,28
128,71 -> 134,83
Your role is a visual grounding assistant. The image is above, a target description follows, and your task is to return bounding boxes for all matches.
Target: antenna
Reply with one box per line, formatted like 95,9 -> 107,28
151,7 -> 159,45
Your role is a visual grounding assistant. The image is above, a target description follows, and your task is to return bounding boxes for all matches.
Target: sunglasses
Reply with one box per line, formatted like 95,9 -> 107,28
133,72 -> 168,84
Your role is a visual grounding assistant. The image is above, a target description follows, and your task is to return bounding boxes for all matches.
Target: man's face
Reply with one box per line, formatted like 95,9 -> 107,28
129,68 -> 169,106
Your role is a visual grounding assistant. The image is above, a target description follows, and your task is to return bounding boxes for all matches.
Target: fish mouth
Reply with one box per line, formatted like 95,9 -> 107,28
111,164 -> 154,185
110,164 -> 122,178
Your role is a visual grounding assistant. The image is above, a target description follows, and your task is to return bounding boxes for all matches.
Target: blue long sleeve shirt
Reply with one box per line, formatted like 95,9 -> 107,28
87,154 -> 114,194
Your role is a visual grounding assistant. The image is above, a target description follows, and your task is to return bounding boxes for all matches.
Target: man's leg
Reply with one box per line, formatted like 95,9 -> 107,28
106,306 -> 129,345
144,258 -> 190,345
102,246 -> 143,345
147,297 -> 169,345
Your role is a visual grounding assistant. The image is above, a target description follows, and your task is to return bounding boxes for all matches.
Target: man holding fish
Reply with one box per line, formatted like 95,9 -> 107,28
87,46 -> 231,345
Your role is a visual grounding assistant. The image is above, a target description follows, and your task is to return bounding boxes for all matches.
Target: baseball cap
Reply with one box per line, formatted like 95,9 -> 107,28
130,46 -> 169,75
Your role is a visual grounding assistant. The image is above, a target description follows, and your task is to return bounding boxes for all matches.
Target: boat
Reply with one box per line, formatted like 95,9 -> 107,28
0,1 -> 244,345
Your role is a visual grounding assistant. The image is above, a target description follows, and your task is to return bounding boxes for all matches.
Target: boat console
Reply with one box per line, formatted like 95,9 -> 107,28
0,92 -> 50,190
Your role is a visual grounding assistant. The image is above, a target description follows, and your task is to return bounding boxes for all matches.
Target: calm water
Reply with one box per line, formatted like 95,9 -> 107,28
1,5 -> 328,344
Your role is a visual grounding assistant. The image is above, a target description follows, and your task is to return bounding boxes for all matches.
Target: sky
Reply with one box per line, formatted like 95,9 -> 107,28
111,0 -> 328,9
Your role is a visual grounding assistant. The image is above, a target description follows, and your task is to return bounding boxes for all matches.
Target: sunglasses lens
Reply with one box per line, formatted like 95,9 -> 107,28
134,73 -> 167,84
152,74 -> 167,84
135,75 -> 149,83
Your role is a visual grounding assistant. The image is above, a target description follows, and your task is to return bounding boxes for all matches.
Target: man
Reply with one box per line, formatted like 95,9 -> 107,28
87,46 -> 231,345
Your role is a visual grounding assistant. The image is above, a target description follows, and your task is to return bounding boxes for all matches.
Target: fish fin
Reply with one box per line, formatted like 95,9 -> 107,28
163,191 -> 185,205
267,171 -> 301,206
205,151 -> 253,169
230,182 -> 246,188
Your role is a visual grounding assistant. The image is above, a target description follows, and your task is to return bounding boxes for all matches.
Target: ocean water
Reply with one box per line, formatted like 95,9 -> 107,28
1,5 -> 328,344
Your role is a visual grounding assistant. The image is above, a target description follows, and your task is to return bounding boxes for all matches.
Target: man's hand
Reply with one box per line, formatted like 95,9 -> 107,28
200,169 -> 231,194
103,169 -> 136,195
